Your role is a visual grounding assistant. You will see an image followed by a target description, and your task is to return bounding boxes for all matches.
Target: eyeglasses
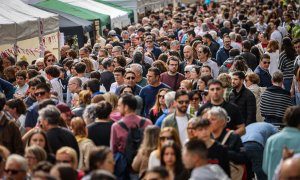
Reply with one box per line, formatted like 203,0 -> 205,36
34,91 -> 46,97
177,100 -> 190,104
56,160 -> 72,164
126,76 -> 135,80
47,59 -> 55,62
263,61 -> 270,64
160,136 -> 174,141
146,41 -> 153,43
158,95 -> 165,99
4,169 -> 24,175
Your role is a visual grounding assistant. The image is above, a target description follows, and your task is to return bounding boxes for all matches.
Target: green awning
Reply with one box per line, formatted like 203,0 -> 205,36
94,0 -> 134,21
34,0 -> 110,26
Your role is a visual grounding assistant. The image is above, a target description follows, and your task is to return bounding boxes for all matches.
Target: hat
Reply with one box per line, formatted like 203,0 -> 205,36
56,103 -> 74,116
108,30 -> 117,36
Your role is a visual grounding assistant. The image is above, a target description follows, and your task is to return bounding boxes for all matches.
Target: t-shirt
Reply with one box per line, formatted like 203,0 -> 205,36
197,101 -> 244,130
176,115 -> 188,145
87,121 -> 113,146
160,72 -> 185,90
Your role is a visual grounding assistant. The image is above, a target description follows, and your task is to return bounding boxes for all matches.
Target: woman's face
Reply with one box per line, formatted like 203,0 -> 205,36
163,147 -> 176,167
71,66 -> 77,76
36,62 -> 45,71
25,152 -> 38,170
99,152 -> 115,173
46,55 -> 56,66
30,133 -> 46,148
113,58 -> 120,68
190,94 -> 200,107
198,79 -> 206,91
190,68 -> 199,80
71,94 -> 79,108
158,90 -> 167,107
160,131 -> 174,146
208,114 -> 225,133
121,87 -> 133,96
187,123 -> 195,139
201,67 -> 211,76
245,77 -> 252,88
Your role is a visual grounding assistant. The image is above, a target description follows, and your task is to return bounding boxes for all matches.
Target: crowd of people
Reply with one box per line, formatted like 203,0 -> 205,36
1,0 -> 300,179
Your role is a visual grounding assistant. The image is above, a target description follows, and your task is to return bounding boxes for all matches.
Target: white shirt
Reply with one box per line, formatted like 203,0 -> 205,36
148,151 -> 161,169
176,115 -> 188,146
15,84 -> 29,96
266,50 -> 280,76
270,30 -> 283,47
50,78 -> 63,102
109,82 -> 121,93
203,58 -> 219,79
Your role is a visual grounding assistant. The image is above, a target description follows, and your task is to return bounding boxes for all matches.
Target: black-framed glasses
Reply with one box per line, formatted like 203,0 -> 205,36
34,91 -> 46,97
263,61 -> 270,64
158,95 -> 165,99
126,76 -> 135,80
177,100 -> 190,104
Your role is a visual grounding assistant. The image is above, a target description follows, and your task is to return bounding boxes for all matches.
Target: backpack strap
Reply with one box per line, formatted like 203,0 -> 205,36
221,130 -> 234,145
118,121 -> 129,132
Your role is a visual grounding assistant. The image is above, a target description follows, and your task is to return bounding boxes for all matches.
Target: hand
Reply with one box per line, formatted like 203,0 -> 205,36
282,146 -> 294,160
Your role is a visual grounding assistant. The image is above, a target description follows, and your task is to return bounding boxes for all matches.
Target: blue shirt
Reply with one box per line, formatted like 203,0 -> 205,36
254,65 -> 272,87
155,109 -> 169,127
241,122 -> 278,147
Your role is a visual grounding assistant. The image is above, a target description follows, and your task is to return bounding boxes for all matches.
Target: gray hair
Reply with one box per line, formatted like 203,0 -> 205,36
229,32 -> 236,41
38,105 -> 61,125
129,63 -> 143,75
69,77 -> 82,87
164,91 -> 176,109
170,40 -> 180,48
223,21 -> 231,28
209,30 -> 218,40
35,58 -> 44,65
207,106 -> 230,123
83,103 -> 99,125
272,70 -> 283,83
7,154 -> 28,171
113,46 -> 122,52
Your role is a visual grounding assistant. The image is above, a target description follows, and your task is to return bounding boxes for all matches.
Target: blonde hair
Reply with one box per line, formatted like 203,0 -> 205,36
70,117 -> 87,137
103,92 -> 118,109
25,145 -> 47,162
56,147 -> 78,169
180,80 -> 193,91
156,127 -> 181,158
79,90 -> 92,105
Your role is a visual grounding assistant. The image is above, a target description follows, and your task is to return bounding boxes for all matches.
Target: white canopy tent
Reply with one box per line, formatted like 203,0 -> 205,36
59,0 -> 131,28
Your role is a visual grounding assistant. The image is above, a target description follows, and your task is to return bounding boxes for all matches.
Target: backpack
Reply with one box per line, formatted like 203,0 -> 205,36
118,118 -> 146,165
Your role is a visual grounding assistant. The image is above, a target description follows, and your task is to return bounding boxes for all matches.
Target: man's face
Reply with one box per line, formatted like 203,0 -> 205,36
294,42 -> 300,55
208,84 -> 224,102
79,50 -> 88,59
194,126 -> 211,142
176,95 -> 189,114
183,47 -> 193,60
223,37 -> 231,50
29,86 -> 36,96
124,73 -> 136,87
182,147 -> 196,169
117,99 -> 126,116
260,58 -> 270,70
111,48 -> 121,57
68,80 -> 79,93
208,114 -> 225,133
202,37 -> 208,44
16,76 -> 26,87
34,88 -> 50,102
231,75 -> 243,89
145,38 -> 154,49
60,47 -> 67,57
168,60 -> 179,74
4,160 -> 26,180
147,71 -> 159,85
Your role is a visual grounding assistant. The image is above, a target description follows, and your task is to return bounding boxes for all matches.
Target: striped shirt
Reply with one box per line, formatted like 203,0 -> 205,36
260,86 -> 292,121
278,52 -> 295,80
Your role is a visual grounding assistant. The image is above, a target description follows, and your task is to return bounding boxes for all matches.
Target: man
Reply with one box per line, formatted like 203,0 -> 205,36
203,33 -> 220,59
14,70 -> 28,98
74,62 -> 89,85
260,71 -> 293,125
139,67 -> 170,117
197,80 -> 246,136
111,46 -> 123,57
186,30 -> 196,46
110,94 -> 152,154
144,166 -> 170,180
79,47 -> 98,70
179,45 -> 201,74
115,70 -> 142,96
4,154 -> 27,180
293,38 -> 300,72
254,53 -> 273,87
162,90 -> 191,145
155,91 -> 176,127
160,56 -> 185,91
25,83 -> 53,131
66,77 -> 82,107
216,35 -> 232,66
59,45 -> 70,65
263,106 -> 300,180
194,17 -> 203,36
170,40 -> 180,52
255,15 -> 268,33
39,105 -> 79,156
0,93 -> 23,154
229,71 -> 256,125
277,155 -> 300,180
144,35 -> 162,59
110,67 -> 125,93
45,65 -> 63,102
129,63 -> 147,87
269,20 -> 283,47
241,122 -> 278,180
86,78 -> 104,97
241,40 -> 258,71
100,58 -> 115,92
219,48 -> 240,74
198,45 -> 219,79
24,77 -> 41,107
182,139 -> 230,180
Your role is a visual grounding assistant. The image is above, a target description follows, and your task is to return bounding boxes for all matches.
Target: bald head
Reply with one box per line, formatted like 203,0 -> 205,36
280,156 -> 300,179
183,45 -> 193,61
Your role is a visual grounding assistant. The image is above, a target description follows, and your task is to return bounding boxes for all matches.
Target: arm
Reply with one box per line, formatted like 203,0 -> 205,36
110,125 -> 118,153
246,92 -> 257,125
132,150 -> 143,172
234,123 -> 246,136
0,78 -> 15,99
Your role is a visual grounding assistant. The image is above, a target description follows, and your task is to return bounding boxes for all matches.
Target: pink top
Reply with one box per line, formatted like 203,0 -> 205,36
110,114 -> 152,153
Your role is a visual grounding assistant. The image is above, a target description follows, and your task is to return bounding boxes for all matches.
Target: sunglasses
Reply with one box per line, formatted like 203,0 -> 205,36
263,61 -> 271,64
4,169 -> 23,175
177,100 -> 190,105
158,95 -> 165,98
47,59 -> 55,62
126,77 -> 135,80
192,97 -> 200,101
160,136 -> 174,141
146,41 -> 153,43
34,91 -> 46,97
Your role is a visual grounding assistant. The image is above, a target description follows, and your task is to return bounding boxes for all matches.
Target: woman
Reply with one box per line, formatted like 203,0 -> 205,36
113,55 -> 127,68
192,40 -> 203,59
72,90 -> 92,117
25,145 -> 47,176
70,117 -> 95,170
160,143 -> 189,180
245,73 -> 265,122
197,75 -> 213,92
44,53 -> 57,67
103,92 -> 121,122
179,80 -> 193,92
200,65 -> 212,77
71,93 -> 80,109
217,73 -> 232,102
50,164 -> 78,180
266,40 -> 280,76
132,126 -> 160,178
187,91 -> 201,117
56,146 -> 78,171
81,58 -> 94,78
149,88 -> 169,124
190,66 -> 201,90
4,98 -> 27,135
148,127 -> 181,169
152,60 -> 168,74
279,37 -> 296,92
229,58 -> 252,75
